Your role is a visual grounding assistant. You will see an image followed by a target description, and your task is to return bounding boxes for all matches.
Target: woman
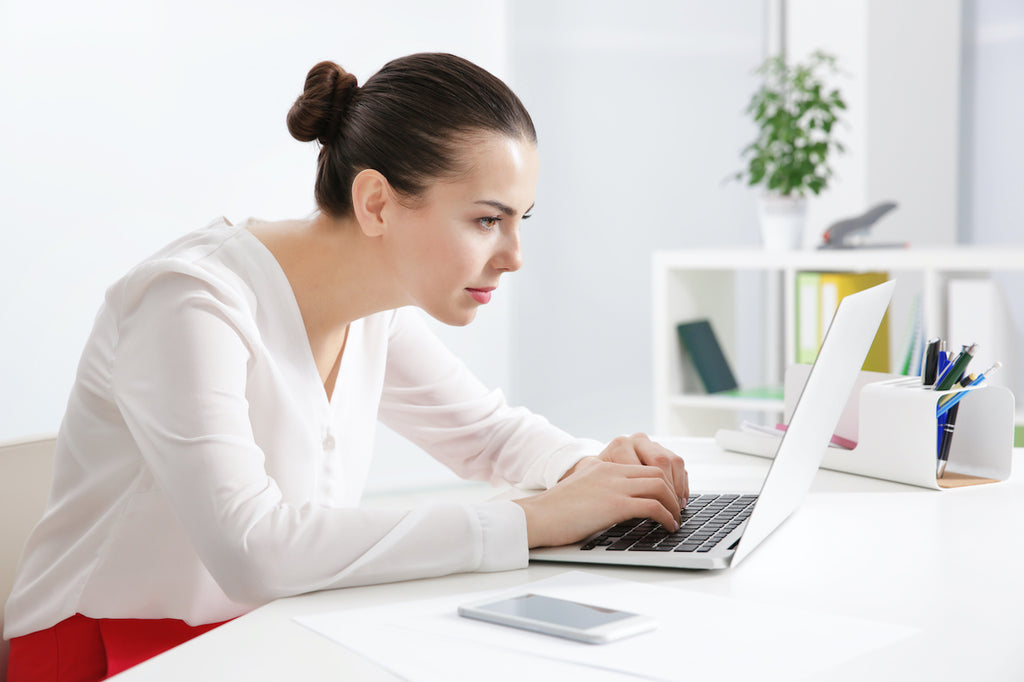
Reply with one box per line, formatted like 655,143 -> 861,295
4,53 -> 687,681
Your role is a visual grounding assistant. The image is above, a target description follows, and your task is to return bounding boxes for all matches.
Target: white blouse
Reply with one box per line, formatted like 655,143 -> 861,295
4,218 -> 602,638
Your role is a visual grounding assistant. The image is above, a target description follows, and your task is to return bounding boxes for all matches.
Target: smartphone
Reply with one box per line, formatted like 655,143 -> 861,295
457,593 -> 657,644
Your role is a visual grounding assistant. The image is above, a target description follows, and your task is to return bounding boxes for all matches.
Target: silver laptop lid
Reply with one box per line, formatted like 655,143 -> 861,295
730,280 -> 895,566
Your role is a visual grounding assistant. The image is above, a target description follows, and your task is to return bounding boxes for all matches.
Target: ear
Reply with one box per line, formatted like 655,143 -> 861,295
350,169 -> 390,237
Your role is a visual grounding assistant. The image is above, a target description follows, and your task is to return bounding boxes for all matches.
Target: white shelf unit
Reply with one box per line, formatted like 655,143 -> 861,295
652,247 -> 1024,436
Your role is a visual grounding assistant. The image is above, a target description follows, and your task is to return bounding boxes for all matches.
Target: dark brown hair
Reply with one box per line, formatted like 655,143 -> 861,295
287,53 -> 537,218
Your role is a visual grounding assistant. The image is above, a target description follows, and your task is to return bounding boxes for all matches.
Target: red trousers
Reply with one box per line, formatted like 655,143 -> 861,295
7,614 -> 227,681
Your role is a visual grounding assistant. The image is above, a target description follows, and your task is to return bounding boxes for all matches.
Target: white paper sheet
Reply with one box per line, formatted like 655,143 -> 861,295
296,571 -> 917,681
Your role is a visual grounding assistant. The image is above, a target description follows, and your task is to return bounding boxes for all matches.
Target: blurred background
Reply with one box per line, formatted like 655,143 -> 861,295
1,0 -> 1020,490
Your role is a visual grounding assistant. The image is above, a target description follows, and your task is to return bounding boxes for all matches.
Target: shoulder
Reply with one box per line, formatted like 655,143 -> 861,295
110,220 -> 259,316
100,221 -> 274,353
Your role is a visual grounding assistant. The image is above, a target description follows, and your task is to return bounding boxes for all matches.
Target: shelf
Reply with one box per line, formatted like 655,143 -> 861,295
652,246 -> 1024,437
654,247 -> 1024,272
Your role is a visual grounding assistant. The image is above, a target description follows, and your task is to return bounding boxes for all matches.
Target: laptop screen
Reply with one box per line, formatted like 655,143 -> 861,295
730,280 -> 895,566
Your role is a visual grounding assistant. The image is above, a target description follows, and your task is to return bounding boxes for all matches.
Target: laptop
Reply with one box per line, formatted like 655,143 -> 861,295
530,280 -> 896,570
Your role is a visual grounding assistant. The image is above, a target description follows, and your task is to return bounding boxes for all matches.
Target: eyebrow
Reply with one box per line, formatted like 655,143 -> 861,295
474,200 -> 534,217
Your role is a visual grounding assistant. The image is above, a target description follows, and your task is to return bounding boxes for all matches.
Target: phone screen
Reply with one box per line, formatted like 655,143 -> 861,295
475,594 -> 637,630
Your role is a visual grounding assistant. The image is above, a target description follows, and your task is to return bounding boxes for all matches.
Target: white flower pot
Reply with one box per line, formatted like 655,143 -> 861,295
757,195 -> 807,251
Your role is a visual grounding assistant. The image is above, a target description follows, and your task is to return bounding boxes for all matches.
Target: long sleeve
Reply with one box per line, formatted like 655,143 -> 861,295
378,308 -> 604,490
108,266 -> 526,606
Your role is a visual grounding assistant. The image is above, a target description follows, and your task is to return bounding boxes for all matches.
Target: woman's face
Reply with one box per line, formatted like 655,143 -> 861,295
384,134 -> 539,326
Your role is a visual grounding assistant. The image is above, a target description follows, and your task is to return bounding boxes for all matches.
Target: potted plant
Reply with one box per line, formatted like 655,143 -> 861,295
735,50 -> 847,250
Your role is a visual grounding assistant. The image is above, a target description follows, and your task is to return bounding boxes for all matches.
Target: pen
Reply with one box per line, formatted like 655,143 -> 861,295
936,343 -> 949,381
922,338 -> 941,387
934,343 -> 977,391
936,362 -> 1002,418
937,402 -> 959,478
937,372 -> 973,476
933,342 -> 950,456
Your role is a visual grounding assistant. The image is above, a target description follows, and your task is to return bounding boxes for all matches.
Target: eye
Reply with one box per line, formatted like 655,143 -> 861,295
478,216 -> 502,230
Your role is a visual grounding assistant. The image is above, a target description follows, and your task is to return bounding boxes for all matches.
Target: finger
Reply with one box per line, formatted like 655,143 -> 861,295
613,462 -> 680,509
612,463 -> 676,480
611,494 -> 678,533
594,462 -> 679,516
674,458 -> 690,506
631,437 -> 687,501
632,499 -> 679,533
623,476 -> 682,523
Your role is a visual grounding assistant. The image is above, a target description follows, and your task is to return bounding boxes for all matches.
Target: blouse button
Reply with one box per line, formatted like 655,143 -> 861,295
322,434 -> 336,451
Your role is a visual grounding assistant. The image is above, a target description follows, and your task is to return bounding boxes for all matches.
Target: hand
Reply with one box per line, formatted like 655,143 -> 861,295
562,433 -> 689,507
513,434 -> 688,548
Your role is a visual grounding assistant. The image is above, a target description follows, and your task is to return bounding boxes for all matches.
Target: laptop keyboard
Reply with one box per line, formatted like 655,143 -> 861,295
580,493 -> 757,553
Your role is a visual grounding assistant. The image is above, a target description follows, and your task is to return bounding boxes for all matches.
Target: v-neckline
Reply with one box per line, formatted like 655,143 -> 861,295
321,325 -> 350,401
238,223 -> 352,409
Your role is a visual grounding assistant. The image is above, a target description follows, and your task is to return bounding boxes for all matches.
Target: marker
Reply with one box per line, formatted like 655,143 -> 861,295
934,343 -> 977,391
922,338 -> 941,386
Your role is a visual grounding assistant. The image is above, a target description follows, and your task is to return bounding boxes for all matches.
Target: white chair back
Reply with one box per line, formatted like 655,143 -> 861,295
0,435 -> 56,678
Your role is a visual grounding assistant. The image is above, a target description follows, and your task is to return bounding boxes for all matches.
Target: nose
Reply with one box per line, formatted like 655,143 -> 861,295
495,225 -> 523,273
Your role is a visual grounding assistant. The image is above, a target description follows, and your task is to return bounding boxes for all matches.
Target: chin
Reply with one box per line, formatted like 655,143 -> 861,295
426,306 -> 477,327
449,311 -> 477,327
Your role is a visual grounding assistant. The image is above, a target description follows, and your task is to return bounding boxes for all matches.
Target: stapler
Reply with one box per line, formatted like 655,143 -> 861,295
819,201 -> 905,249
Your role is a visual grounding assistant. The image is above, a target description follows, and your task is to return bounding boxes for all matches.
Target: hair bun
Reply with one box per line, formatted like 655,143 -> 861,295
287,61 -> 359,144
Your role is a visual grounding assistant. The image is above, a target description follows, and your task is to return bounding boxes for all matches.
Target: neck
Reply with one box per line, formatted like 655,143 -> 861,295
251,213 -> 404,337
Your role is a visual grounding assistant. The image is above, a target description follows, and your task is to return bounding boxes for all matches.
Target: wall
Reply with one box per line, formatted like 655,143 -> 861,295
961,0 -> 1024,394
507,0 -> 766,441
787,0 -> 962,247
963,0 -> 1024,246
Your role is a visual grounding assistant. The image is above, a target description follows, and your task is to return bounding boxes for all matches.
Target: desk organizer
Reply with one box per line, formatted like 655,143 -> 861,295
782,365 -> 1015,490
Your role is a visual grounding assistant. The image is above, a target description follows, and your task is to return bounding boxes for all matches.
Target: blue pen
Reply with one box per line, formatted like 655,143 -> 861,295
935,347 -> 950,382
936,362 -> 1002,419
933,347 -> 951,456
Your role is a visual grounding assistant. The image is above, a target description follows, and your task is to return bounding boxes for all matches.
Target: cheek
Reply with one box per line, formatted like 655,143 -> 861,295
415,227 -> 483,278
393,209 -> 490,287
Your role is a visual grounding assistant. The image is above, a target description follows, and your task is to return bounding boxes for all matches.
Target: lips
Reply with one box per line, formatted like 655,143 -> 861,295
466,287 -> 495,304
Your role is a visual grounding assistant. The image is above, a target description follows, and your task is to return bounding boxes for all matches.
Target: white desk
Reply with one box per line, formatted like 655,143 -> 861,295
116,439 -> 1024,681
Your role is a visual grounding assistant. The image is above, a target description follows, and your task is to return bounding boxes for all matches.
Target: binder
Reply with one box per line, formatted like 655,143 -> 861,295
819,272 -> 890,372
794,272 -> 821,364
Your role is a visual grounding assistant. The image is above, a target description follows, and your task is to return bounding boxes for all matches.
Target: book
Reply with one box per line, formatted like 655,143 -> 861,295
795,271 -> 821,364
676,320 -> 738,393
808,271 -> 890,372
899,293 -> 923,376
